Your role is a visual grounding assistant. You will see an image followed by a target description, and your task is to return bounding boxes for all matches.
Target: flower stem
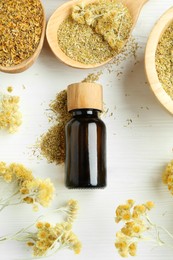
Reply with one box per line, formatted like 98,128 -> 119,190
158,225 -> 173,240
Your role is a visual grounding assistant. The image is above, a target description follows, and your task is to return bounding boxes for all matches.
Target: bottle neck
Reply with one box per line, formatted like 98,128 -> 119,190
71,109 -> 100,117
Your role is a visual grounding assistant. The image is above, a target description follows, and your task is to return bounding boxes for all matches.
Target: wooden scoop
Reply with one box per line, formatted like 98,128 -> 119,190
46,0 -> 148,69
0,0 -> 46,74
145,7 -> 173,114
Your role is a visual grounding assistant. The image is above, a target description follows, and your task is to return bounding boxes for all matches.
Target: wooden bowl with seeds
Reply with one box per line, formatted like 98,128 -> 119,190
46,0 -> 148,69
0,0 -> 46,74
145,7 -> 173,114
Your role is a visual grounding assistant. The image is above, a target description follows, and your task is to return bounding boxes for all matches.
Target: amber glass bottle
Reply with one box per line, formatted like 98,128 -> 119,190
65,82 -> 107,189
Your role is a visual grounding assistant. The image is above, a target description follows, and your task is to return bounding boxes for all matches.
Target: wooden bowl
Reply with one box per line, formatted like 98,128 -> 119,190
145,7 -> 173,114
0,1 -> 46,74
46,0 -> 148,69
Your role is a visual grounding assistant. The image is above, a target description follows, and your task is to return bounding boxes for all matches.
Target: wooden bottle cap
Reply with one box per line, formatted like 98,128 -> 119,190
67,82 -> 103,112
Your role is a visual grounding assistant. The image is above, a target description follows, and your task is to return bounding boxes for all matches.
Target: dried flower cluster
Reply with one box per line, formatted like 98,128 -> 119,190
0,0 -> 43,67
0,162 -> 54,211
28,221 -> 81,257
0,200 -> 81,258
155,21 -> 173,99
62,199 -> 79,224
0,92 -> 22,133
40,90 -> 72,164
115,200 -> 154,257
72,0 -> 132,52
162,160 -> 173,195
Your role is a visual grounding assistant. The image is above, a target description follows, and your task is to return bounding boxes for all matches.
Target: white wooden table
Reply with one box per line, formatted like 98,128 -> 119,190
1,0 -> 173,259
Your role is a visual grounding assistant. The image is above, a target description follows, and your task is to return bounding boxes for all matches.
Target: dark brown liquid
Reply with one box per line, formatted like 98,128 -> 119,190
65,109 -> 106,189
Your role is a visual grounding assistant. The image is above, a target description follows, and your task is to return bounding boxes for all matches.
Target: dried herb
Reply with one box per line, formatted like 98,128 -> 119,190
72,0 -> 132,51
155,21 -> 173,99
57,0 -> 132,64
40,90 -> 72,165
57,17 -> 116,65
82,71 -> 103,83
83,37 -> 139,80
104,36 -> 139,73
0,0 -> 43,67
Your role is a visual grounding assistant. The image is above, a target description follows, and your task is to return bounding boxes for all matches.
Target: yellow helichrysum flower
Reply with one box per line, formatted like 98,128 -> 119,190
0,162 -> 7,175
26,221 -> 82,257
132,205 -> 146,219
0,93 -> 22,133
0,199 -> 81,257
37,179 -> 55,207
8,163 -> 33,183
145,201 -> 154,210
129,243 -> 137,256
67,199 -> 79,223
73,242 -> 82,254
37,230 -> 48,241
20,188 -> 29,195
22,178 -> 54,208
36,222 -> 44,229
71,0 -> 132,51
115,233 -> 129,258
71,3 -> 86,25
127,199 -> 135,207
115,200 -> 134,223
162,160 -> 173,195
3,173 -> 12,183
115,200 -> 155,257
45,222 -> 51,229
0,162 -> 55,211
0,162 -> 34,188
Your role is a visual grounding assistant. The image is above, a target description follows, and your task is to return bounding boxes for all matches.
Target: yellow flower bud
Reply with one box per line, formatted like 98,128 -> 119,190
36,222 -> 44,229
122,213 -> 131,221
27,242 -> 34,247
145,201 -> 154,210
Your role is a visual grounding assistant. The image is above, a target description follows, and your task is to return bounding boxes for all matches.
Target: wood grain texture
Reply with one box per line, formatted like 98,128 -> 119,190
46,0 -> 148,69
67,82 -> 103,111
121,0 -> 148,25
0,0 -> 46,74
145,7 -> 173,115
